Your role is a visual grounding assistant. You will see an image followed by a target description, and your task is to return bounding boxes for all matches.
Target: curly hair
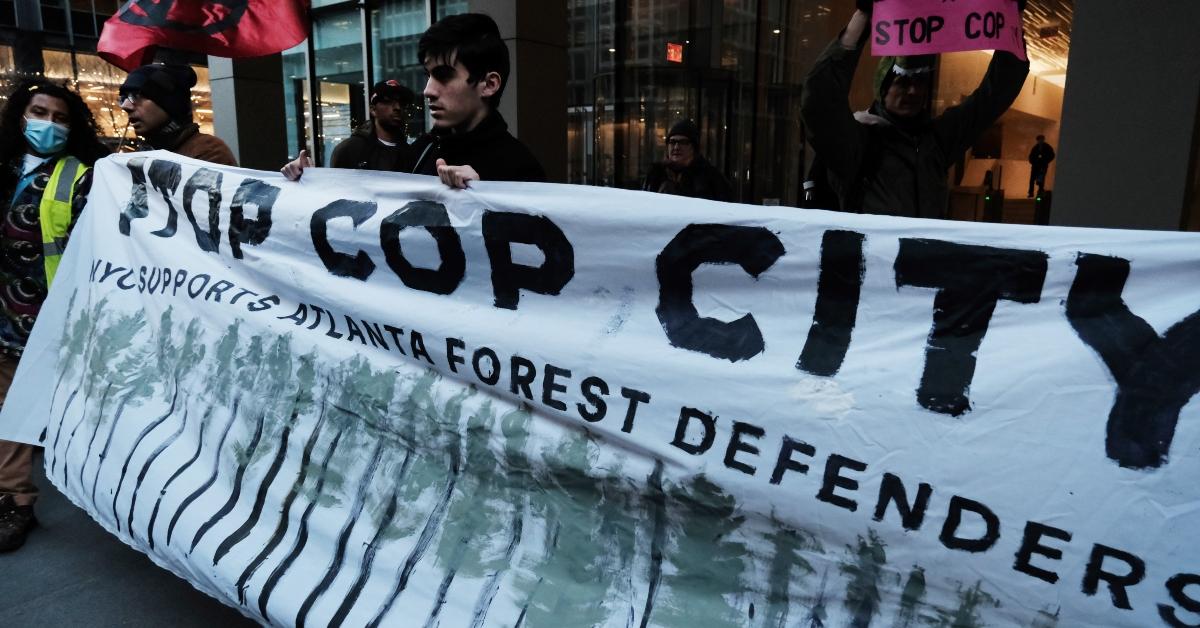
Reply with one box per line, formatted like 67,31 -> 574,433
0,78 -> 110,197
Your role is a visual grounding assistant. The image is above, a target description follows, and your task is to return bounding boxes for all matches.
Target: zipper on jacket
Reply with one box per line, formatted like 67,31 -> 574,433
412,139 -> 436,174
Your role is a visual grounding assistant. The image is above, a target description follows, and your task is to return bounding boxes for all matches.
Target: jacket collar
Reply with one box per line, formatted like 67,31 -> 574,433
866,101 -> 930,135
147,121 -> 200,151
667,154 -> 711,174
431,110 -> 509,148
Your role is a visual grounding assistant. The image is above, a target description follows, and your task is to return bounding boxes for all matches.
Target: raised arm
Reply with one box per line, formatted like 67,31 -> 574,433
800,7 -> 873,186
934,11 -> 1031,158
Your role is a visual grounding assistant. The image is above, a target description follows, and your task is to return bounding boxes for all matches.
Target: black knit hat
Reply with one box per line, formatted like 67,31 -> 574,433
120,64 -> 197,123
667,119 -> 700,147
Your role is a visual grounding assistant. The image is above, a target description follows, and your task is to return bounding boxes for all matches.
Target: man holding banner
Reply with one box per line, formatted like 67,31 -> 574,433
283,13 -> 544,188
119,63 -> 238,166
801,0 -> 1029,218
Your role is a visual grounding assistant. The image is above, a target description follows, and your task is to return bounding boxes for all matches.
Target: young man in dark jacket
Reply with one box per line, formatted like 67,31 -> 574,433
283,13 -> 544,186
642,119 -> 733,202
800,1 -> 1029,218
407,12 -> 544,185
329,80 -> 415,172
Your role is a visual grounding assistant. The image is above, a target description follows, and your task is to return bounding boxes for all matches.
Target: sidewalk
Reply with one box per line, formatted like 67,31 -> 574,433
1,455 -> 257,627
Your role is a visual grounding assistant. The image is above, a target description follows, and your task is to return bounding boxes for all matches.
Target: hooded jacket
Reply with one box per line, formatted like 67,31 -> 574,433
330,120 -> 411,172
801,32 -> 1029,218
409,111 -> 545,183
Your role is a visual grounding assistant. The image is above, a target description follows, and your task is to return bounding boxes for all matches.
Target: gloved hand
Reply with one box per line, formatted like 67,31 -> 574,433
856,0 -> 874,14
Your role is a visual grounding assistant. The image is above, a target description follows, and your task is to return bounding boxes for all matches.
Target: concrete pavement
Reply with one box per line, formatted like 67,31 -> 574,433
0,454 -> 258,627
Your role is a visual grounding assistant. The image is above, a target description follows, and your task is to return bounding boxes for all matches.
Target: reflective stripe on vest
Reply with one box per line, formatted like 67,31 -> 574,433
39,156 -> 87,287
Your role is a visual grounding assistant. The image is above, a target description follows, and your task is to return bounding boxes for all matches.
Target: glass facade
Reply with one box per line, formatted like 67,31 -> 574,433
371,0 -> 437,140
286,0 -> 1073,212
567,0 -> 836,204
312,8 -> 364,161
568,0 -> 1073,208
284,0 -> 468,164
0,1 -> 213,149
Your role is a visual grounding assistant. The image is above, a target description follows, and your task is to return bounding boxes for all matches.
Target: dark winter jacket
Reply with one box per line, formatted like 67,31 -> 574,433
1028,142 -> 1055,170
642,156 -> 734,202
409,112 -> 545,183
330,121 -> 411,172
801,32 -> 1028,218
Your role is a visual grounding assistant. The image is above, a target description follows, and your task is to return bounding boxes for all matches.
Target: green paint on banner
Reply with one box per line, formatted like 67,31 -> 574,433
930,580 -> 1000,628
1030,605 -> 1060,628
763,513 -> 823,627
840,530 -> 890,628
57,302 -> 1062,628
894,565 -> 928,628
510,430 -> 621,627
654,475 -> 750,627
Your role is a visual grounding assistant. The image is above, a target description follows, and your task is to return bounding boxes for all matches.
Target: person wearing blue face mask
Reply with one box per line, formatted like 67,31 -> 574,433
0,78 -> 108,552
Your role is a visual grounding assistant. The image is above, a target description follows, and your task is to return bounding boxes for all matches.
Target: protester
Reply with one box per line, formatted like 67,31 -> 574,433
1028,134 -> 1055,197
283,13 -> 544,187
800,1 -> 1029,218
329,79 -> 415,171
119,63 -> 237,166
642,119 -> 733,202
0,79 -> 109,552
285,79 -> 416,176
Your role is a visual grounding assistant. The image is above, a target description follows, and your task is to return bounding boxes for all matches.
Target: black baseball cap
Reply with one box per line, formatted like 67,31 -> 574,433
370,80 -> 414,105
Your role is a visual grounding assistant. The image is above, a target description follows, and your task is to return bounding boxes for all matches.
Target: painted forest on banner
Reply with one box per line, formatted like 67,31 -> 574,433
1,152 -> 1198,627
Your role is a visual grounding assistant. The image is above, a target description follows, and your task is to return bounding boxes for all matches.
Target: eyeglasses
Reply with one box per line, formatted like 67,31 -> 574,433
118,90 -> 142,106
666,138 -> 692,147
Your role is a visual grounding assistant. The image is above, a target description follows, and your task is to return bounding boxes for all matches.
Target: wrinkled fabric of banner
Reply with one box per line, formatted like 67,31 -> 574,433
2,151 -> 1198,627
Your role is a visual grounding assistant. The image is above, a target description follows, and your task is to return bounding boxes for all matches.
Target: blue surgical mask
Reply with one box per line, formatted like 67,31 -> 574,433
24,117 -> 69,156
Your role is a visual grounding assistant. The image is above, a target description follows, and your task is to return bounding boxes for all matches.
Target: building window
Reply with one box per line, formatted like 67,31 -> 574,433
569,0 -> 1071,210
284,0 -> 469,164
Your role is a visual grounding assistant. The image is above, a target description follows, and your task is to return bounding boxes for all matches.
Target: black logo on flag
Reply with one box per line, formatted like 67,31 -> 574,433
118,0 -> 250,35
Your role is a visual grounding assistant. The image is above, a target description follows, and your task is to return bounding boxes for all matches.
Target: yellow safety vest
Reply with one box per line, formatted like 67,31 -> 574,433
38,155 -> 88,287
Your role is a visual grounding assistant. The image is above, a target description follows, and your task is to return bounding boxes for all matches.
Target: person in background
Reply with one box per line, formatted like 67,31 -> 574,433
0,79 -> 109,552
1028,134 -> 1055,197
642,119 -> 733,202
119,63 -> 237,166
800,0 -> 1029,218
329,79 -> 416,171
283,13 -> 544,187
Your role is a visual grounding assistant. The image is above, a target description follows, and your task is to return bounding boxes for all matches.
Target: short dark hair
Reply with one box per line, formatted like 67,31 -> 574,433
418,13 -> 510,109
1036,134 -> 1045,141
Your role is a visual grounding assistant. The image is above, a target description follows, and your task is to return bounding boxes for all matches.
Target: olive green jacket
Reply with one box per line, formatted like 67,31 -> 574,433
801,33 -> 1029,218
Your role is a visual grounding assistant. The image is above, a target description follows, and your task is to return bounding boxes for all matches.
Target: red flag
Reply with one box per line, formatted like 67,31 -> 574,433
98,0 -> 310,71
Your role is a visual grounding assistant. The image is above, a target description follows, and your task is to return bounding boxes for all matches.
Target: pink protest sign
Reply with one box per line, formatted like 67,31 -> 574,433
871,0 -> 1027,60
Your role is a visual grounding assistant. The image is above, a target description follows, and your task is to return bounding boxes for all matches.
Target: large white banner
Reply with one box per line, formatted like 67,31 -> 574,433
2,151 -> 1198,627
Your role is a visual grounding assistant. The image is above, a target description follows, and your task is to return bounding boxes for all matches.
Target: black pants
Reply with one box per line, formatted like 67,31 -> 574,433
1028,167 -> 1048,197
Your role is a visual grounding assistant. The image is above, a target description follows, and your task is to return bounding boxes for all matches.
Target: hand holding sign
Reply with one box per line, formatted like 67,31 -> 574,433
871,0 -> 1027,61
